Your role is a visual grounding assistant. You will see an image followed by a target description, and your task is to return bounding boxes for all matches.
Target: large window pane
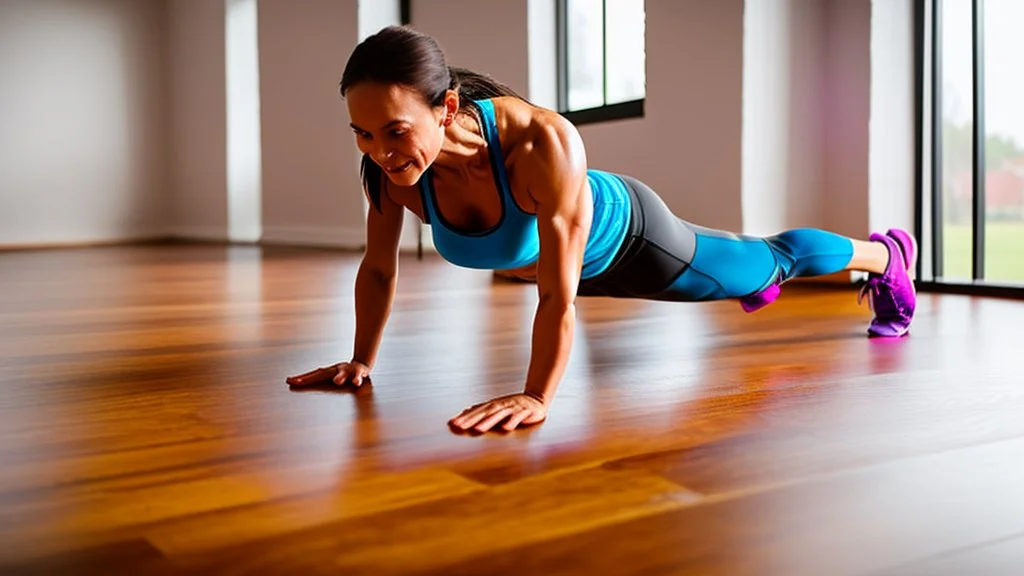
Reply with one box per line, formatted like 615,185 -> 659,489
983,0 -> 1024,284
566,0 -> 604,111
939,0 -> 973,280
604,0 -> 645,104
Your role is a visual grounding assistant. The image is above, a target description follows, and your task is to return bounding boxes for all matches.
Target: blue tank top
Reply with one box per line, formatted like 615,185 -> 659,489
418,99 -> 631,280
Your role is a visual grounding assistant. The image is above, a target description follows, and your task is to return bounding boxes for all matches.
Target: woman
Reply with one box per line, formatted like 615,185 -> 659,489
286,25 -> 917,434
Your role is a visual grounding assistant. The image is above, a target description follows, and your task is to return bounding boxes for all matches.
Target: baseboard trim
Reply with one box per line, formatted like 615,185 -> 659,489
259,225 -> 365,249
168,225 -> 231,243
0,226 -> 427,254
0,234 -> 172,252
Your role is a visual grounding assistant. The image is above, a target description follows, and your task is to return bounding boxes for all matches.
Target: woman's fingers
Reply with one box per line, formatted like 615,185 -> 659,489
451,403 -> 504,430
502,409 -> 533,431
450,396 -> 547,433
473,408 -> 514,432
450,406 -> 488,429
287,365 -> 340,386
332,366 -> 351,386
329,364 -> 370,387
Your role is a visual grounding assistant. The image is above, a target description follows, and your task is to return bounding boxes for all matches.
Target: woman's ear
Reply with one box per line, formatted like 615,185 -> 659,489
441,89 -> 459,126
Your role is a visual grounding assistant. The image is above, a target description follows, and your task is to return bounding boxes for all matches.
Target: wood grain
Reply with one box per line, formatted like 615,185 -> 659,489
434,436 -> 1024,576
2,243 -> 1023,575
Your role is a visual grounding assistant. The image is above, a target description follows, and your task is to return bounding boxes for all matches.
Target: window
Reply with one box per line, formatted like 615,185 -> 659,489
915,0 -> 1024,295
226,0 -> 262,243
557,0 -> 646,125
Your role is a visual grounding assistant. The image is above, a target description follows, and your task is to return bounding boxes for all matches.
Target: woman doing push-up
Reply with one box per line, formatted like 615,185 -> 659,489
286,25 -> 917,434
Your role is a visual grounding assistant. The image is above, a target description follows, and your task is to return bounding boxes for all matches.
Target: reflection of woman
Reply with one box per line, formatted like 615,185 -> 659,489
287,26 -> 917,434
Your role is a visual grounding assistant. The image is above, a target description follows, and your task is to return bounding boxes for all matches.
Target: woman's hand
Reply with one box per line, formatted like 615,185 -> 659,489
286,361 -> 371,388
449,393 -> 548,433
331,361 -> 371,387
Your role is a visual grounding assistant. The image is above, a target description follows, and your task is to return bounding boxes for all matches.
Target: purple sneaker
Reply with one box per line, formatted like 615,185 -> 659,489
740,276 -> 782,313
858,230 -> 917,337
886,227 -> 918,280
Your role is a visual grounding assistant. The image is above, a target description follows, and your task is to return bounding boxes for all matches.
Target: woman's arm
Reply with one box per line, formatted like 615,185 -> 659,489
449,113 -> 591,432
521,116 -> 592,404
289,172 -> 405,388
351,178 -> 406,370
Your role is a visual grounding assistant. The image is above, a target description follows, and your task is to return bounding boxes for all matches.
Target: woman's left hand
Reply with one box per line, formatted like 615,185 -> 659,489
449,393 -> 548,433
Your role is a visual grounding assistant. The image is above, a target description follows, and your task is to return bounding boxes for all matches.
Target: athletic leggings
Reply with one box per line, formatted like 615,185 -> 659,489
576,175 -> 855,301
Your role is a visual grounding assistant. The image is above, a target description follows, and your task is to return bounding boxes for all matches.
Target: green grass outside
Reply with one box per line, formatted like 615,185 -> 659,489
941,221 -> 1024,284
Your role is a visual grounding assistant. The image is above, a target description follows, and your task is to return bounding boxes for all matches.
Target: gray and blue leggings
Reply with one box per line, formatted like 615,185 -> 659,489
576,175 -> 855,301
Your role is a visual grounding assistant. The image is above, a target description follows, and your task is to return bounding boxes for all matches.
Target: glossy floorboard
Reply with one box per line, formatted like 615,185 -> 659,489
2,243 -> 1023,575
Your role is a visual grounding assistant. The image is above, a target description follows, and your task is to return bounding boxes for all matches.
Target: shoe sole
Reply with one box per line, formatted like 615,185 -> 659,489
868,327 -> 910,338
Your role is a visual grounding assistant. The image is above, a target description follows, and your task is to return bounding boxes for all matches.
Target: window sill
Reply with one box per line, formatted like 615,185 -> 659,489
916,280 -> 1024,299
560,99 -> 644,126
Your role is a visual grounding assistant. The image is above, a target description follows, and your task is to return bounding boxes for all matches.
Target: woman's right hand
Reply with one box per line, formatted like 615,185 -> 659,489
286,360 -> 371,388
332,360 -> 371,387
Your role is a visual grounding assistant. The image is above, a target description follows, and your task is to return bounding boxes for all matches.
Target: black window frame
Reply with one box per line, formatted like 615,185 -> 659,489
556,0 -> 645,126
914,0 -> 1024,298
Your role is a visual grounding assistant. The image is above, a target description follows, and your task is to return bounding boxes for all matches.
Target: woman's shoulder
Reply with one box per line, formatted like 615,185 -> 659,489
488,97 -> 576,141
489,97 -> 584,172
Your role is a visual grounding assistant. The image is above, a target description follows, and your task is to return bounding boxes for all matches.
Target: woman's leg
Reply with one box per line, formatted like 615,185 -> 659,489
580,176 -> 861,301
586,174 -> 917,336
577,173 -> 917,336
661,224 -> 917,337
662,226 -> 857,303
698,225 -> 916,337
847,239 -> 891,274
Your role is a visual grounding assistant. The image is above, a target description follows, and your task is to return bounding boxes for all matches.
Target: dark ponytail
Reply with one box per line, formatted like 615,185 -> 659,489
341,25 -> 528,212
446,66 -> 526,103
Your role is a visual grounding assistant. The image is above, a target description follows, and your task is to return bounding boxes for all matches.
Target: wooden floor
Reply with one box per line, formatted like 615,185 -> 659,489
3,243 -> 1024,575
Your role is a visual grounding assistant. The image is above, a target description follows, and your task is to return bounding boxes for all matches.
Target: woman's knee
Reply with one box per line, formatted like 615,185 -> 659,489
690,235 -> 778,297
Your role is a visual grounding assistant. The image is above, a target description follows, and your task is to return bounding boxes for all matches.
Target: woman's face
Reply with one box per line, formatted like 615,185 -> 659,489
346,82 -> 454,187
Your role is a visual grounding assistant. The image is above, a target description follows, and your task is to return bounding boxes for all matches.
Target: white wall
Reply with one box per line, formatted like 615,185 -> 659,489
168,0 -> 389,250
0,0 -> 167,247
574,0 -> 746,232
251,0 -> 910,249
410,0 -> 531,98
821,0 -> 873,239
741,0 -> 826,236
0,0 -> 917,253
869,0 -> 916,236
579,0 -> 910,241
166,0 -> 228,241
249,0 -> 913,250
257,0 -> 366,249
740,0 -> 912,243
